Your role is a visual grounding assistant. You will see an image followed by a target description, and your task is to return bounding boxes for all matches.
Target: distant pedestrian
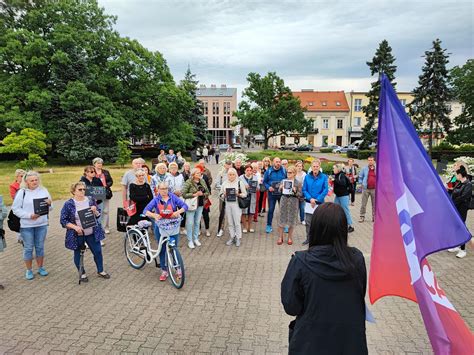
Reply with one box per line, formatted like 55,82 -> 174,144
215,148 -> 220,164
333,163 -> 354,233
209,146 -> 215,164
358,156 -> 376,223
202,146 -> 209,163
281,202 -> 368,354
166,149 -> 177,164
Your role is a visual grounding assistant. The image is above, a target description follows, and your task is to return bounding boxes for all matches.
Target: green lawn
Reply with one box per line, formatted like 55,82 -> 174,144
0,161 -> 139,205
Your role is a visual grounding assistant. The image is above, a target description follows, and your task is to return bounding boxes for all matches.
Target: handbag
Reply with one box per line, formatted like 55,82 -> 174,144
7,190 -> 26,233
185,197 -> 198,211
124,200 -> 137,216
106,187 -> 113,200
238,181 -> 251,209
116,207 -> 129,232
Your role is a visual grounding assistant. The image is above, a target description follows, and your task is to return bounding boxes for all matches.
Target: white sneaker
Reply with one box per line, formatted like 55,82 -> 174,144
301,221 -> 306,225
448,247 -> 461,253
205,230 -> 211,237
194,239 -> 202,247
226,238 -> 234,246
100,240 -> 105,247
105,229 -> 110,234
217,229 -> 224,237
188,241 -> 195,249
249,229 -> 255,233
456,250 -> 467,259
242,229 -> 248,233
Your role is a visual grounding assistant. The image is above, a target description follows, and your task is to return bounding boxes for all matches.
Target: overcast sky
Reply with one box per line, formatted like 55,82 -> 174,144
99,0 -> 473,96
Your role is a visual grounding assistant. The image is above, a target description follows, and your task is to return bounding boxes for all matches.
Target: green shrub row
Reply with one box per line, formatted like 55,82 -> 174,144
319,148 -> 333,153
347,150 -> 376,160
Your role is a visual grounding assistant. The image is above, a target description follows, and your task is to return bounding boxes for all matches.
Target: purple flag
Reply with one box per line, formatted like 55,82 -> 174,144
370,74 -> 473,354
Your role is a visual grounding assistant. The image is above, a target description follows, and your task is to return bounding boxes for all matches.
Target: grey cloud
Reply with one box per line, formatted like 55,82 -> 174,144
99,0 -> 473,92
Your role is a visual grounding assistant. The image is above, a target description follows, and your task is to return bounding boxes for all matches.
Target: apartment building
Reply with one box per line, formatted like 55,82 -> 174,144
196,85 -> 237,145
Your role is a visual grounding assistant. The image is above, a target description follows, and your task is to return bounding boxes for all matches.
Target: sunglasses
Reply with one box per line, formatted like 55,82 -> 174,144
77,188 -> 86,191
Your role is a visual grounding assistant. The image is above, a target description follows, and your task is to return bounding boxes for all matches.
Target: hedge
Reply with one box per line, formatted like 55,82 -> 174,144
319,148 -> 333,153
347,150 -> 376,160
431,151 -> 474,160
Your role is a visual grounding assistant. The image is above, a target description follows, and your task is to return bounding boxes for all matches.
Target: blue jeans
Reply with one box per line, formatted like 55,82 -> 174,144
186,206 -> 204,242
160,234 -> 179,271
266,194 -> 281,227
74,234 -> 104,273
299,200 -> 305,222
153,222 -> 161,244
334,195 -> 353,225
21,225 -> 48,261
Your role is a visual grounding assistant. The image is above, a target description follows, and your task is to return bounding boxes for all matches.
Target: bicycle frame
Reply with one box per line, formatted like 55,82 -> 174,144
126,223 -> 170,263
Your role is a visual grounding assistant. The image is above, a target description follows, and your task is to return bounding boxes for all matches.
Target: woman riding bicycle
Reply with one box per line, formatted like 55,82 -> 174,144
143,182 -> 188,281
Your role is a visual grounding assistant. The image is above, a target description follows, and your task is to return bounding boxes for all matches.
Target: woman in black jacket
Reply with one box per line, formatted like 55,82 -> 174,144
449,167 -> 472,259
281,202 -> 368,355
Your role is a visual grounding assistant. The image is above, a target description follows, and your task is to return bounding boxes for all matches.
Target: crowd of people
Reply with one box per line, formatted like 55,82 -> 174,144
0,149 -> 471,288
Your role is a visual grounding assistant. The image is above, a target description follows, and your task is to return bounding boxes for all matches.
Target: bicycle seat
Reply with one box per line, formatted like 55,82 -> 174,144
137,220 -> 152,229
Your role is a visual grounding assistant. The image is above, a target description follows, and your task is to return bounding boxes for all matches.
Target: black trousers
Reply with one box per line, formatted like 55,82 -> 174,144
218,200 -> 226,231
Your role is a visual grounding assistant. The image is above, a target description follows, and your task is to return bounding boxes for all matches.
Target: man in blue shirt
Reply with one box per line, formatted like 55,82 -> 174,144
302,159 -> 328,245
166,149 -> 177,164
263,157 -> 287,233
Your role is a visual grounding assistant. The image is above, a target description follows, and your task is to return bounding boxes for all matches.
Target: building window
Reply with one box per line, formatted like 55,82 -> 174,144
212,102 -> 219,115
308,101 -> 314,106
400,99 -> 406,107
354,117 -> 361,127
224,116 -> 231,128
322,101 -> 327,106
446,104 -> 452,112
213,116 -> 219,128
336,101 -> 341,106
224,102 -> 231,115
203,102 -> 208,115
337,119 -> 343,129
322,119 -> 329,129
354,99 -> 362,112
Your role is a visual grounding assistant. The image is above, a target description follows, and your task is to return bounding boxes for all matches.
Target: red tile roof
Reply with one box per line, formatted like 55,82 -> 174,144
292,91 -> 349,111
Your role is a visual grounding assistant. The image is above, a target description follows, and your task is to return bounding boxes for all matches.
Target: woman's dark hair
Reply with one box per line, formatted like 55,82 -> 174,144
83,165 -> 95,176
456,167 -> 467,178
142,164 -> 151,174
308,202 -> 357,275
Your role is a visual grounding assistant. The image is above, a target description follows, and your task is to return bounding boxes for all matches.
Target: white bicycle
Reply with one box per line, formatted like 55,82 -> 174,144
124,219 -> 185,289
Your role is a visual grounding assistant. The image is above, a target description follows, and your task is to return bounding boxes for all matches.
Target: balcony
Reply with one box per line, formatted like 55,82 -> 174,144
348,126 -> 362,133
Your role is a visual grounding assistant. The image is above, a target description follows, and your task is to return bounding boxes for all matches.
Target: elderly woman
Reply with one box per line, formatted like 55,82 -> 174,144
128,168 -> 154,226
333,163 -> 354,233
182,168 -> 210,249
257,157 -> 271,215
151,163 -> 171,196
93,158 -> 113,234
295,161 -> 307,225
239,165 -> 258,233
60,182 -> 110,282
0,195 -> 7,289
281,203 -> 367,354
144,182 -> 188,281
168,162 -> 185,198
182,162 -> 192,181
12,171 -> 52,280
277,165 -> 302,245
220,168 -> 247,247
176,151 -> 185,169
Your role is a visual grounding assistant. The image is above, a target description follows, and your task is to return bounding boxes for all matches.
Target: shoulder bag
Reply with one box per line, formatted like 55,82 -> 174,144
238,181 -> 251,209
7,190 -> 26,233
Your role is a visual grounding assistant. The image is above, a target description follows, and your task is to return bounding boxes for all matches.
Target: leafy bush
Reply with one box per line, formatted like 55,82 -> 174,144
116,140 -> 131,167
16,153 -> 47,170
432,142 -> 456,151
319,148 -> 333,153
347,150 -> 376,160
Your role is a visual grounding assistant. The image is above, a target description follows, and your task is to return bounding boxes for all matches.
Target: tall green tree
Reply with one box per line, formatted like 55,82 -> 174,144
234,72 -> 309,150
409,39 -> 452,156
446,59 -> 473,144
179,66 -> 208,147
0,0 -> 192,161
360,40 -> 397,149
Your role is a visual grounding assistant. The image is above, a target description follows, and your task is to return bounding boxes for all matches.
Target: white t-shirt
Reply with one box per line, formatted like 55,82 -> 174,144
121,169 -> 137,199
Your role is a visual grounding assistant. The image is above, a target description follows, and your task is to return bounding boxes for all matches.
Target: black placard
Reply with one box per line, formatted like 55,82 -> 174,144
271,181 -> 282,196
77,208 -> 96,229
226,188 -> 237,202
248,180 -> 258,193
33,198 -> 49,216
85,186 -> 106,201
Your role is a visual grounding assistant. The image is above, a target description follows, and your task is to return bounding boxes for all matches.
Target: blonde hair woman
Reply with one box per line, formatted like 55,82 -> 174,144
12,171 -> 52,280
151,163 -> 171,196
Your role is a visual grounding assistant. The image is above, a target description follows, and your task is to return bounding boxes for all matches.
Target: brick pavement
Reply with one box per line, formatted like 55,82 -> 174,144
0,162 -> 472,354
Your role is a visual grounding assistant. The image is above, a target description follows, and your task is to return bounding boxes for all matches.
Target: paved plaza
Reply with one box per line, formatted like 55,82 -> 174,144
0,162 -> 472,354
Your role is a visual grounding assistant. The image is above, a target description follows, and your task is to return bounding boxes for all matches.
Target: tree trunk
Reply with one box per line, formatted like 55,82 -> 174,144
428,116 -> 433,158
263,129 -> 269,150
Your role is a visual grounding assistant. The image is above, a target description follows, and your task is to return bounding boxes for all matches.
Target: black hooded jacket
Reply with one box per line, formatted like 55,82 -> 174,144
281,245 -> 368,355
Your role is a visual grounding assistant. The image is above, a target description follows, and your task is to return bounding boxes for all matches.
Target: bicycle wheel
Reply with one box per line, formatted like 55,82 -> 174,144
166,244 -> 185,289
124,230 -> 146,269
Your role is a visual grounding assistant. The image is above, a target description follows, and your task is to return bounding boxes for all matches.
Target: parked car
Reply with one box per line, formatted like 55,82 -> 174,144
232,143 -> 242,149
218,144 -> 230,151
280,143 -> 297,150
292,144 -> 314,151
326,145 -> 341,151
333,145 -> 358,154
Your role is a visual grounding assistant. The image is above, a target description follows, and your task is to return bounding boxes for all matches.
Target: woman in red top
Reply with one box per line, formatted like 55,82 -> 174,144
10,169 -> 25,200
